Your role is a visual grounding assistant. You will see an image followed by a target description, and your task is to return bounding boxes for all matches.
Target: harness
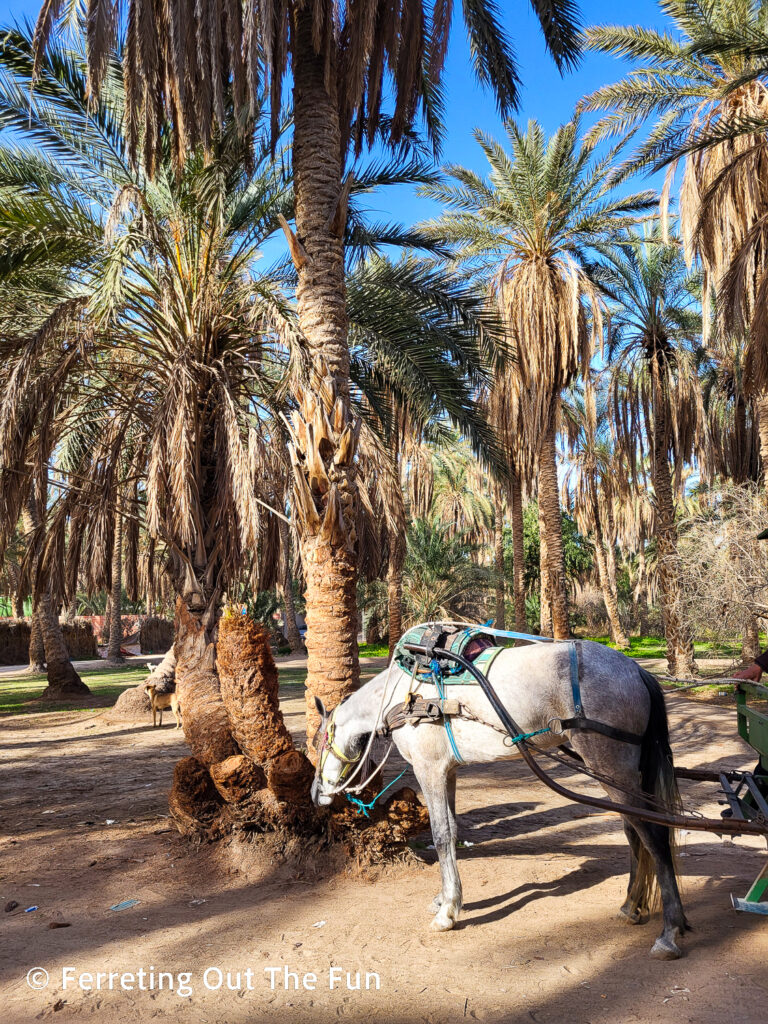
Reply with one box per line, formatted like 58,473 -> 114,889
317,621 -> 645,813
388,625 -> 645,762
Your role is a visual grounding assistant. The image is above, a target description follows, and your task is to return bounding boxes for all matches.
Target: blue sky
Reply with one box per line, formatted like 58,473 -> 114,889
371,0 -> 668,226
5,0 -> 668,226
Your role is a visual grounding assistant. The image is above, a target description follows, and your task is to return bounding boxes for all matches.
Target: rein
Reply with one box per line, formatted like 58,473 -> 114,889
315,621 -> 644,815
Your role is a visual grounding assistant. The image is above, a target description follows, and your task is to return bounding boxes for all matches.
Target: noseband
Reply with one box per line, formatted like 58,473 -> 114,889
317,710 -> 362,787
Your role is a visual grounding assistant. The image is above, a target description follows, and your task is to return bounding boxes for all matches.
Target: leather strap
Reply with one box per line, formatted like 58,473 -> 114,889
380,694 -> 463,735
555,715 -> 644,745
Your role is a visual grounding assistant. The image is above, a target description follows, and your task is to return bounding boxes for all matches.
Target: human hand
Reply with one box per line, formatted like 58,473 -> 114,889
732,663 -> 763,682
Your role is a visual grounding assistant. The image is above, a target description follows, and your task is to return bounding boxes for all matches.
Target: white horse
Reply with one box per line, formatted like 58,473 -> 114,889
311,638 -> 690,959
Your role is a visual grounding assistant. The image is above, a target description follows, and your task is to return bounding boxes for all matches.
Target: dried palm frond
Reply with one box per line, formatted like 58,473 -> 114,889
33,0 -> 582,170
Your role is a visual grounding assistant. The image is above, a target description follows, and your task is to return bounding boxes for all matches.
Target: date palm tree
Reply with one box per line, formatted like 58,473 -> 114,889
0,28 -> 503,822
561,377 -> 629,647
403,517 -> 492,624
34,0 -> 583,736
583,0 -> 768,468
421,116 -> 655,637
594,227 -> 702,675
699,335 -> 760,486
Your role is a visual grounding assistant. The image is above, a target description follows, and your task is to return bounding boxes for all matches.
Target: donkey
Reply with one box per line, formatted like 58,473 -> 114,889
311,638 -> 690,959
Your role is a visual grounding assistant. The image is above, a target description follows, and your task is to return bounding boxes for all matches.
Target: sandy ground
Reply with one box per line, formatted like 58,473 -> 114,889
1,681 -> 768,1024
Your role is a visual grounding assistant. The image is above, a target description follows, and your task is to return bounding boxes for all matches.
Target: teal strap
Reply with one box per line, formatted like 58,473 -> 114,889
568,641 -> 583,717
507,726 -> 551,745
433,670 -> 465,764
346,768 -> 408,818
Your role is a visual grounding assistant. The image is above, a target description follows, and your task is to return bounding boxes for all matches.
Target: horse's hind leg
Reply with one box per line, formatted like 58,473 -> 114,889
618,820 -> 650,925
412,759 -> 462,931
629,818 -> 689,960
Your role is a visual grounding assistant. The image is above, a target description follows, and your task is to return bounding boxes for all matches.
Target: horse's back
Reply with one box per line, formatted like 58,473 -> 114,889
487,639 -> 650,738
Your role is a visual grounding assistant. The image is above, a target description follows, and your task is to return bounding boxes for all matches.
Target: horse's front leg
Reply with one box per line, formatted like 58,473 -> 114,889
413,759 -> 462,931
428,769 -> 459,915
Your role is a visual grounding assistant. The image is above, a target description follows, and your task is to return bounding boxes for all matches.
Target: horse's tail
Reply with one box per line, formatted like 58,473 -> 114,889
629,667 -> 682,914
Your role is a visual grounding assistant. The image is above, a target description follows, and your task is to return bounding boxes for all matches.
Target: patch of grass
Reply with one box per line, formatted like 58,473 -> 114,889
277,660 -> 383,694
359,642 -> 389,658
0,663 -> 149,716
277,667 -> 308,691
585,635 -> 746,660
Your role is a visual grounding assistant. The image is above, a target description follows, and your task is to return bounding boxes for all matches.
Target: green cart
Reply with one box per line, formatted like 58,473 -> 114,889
722,680 -> 768,914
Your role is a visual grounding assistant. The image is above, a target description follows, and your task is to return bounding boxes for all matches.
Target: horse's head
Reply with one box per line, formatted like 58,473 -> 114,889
310,696 -> 364,807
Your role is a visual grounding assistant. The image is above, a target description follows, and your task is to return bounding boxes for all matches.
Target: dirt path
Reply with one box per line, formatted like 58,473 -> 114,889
1,687 -> 767,1024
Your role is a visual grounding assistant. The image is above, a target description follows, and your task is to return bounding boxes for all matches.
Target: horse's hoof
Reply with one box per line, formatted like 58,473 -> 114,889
429,914 -> 456,932
429,904 -> 458,932
618,904 -> 650,925
428,894 -> 443,914
650,936 -> 682,960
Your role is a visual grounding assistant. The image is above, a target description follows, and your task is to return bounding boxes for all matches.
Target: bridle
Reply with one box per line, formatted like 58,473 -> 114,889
317,709 -> 363,788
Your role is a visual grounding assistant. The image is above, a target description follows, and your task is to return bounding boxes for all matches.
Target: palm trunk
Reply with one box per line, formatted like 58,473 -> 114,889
291,9 -> 360,754
107,507 -> 124,663
164,395 -> 318,834
590,490 -> 628,647
38,591 -> 89,697
14,589 -> 25,620
102,594 -> 112,645
387,529 -> 405,660
756,389 -> 768,485
635,545 -> 650,636
492,485 -> 506,629
277,516 -> 304,653
538,418 -> 569,639
23,493 -> 88,697
509,471 -> 526,632
538,501 -> 552,636
28,611 -> 46,672
651,358 -> 695,676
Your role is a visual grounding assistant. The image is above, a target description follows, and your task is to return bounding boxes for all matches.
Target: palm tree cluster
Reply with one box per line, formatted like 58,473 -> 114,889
2,0 -> 768,838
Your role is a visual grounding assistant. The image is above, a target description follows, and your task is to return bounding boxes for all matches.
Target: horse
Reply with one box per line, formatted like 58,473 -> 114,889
311,637 -> 690,960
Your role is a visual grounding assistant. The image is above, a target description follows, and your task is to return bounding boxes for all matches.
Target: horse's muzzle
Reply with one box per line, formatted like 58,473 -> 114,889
310,777 -> 333,807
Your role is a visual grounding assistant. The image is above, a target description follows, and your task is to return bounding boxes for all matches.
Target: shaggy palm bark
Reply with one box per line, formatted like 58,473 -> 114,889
538,422 -> 569,639
510,472 -> 527,632
589,490 -> 628,648
23,495 -> 88,697
757,391 -> 768,484
493,486 -> 506,630
603,502 -> 625,629
170,608 -> 314,836
387,527 -> 405,660
277,517 -> 304,653
291,10 -> 360,754
106,509 -> 124,663
28,611 -> 46,672
651,359 -> 696,676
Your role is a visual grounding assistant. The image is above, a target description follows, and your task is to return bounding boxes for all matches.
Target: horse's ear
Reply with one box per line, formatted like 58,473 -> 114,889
315,696 -> 328,723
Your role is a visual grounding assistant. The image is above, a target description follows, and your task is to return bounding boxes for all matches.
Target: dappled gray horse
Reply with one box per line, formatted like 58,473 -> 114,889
311,639 -> 690,959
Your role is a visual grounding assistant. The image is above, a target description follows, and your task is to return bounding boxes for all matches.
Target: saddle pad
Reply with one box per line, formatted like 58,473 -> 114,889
442,645 -> 505,684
